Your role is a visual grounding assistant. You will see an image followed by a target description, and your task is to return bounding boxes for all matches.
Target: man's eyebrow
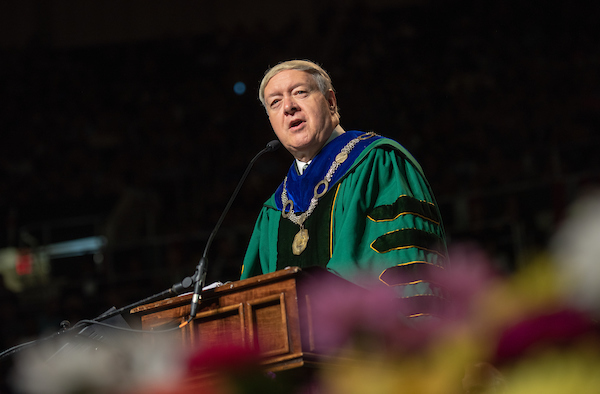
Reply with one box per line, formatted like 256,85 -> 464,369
266,91 -> 282,99
266,82 -> 310,99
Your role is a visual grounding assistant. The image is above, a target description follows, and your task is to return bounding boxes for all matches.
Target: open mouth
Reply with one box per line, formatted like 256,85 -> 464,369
289,119 -> 305,130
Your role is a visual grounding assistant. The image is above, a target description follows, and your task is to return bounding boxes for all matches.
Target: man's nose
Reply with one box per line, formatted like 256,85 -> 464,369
283,96 -> 298,114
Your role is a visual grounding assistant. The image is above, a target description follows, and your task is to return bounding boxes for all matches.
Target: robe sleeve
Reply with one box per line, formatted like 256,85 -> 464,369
326,144 -> 447,318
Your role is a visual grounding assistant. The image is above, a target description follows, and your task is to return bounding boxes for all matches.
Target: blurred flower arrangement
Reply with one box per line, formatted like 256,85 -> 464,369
8,191 -> 600,394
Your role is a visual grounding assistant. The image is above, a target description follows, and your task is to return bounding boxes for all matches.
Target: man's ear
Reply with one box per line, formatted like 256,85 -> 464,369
327,89 -> 337,114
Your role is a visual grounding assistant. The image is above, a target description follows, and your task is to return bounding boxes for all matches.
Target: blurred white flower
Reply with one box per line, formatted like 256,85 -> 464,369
10,330 -> 185,394
550,189 -> 600,317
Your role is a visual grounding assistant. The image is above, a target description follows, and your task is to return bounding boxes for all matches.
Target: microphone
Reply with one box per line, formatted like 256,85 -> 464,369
183,139 -> 281,326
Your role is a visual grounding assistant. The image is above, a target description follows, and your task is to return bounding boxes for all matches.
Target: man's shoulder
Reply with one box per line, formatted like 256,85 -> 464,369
350,131 -> 424,175
262,192 -> 279,210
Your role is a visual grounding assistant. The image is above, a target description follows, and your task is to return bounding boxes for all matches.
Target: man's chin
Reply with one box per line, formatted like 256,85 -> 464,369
287,139 -> 311,152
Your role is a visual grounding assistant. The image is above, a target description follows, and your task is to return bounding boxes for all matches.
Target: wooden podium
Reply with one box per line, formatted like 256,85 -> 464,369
130,266 -> 360,373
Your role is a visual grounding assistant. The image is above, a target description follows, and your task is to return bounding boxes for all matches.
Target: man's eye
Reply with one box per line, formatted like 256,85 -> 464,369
270,99 -> 281,108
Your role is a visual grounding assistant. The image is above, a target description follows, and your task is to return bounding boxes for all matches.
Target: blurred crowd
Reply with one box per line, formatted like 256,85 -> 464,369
1,0 -> 600,376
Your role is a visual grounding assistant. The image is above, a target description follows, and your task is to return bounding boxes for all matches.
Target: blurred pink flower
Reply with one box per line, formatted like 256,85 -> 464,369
433,242 -> 502,322
176,344 -> 288,394
307,280 -> 413,353
494,308 -> 599,364
186,343 -> 261,375
303,243 -> 502,355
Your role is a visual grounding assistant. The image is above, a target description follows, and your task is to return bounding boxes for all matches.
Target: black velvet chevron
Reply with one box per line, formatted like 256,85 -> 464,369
368,195 -> 440,224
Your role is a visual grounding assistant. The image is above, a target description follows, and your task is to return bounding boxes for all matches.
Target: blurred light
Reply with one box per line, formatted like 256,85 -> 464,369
40,236 -> 107,259
233,81 -> 246,95
16,252 -> 33,275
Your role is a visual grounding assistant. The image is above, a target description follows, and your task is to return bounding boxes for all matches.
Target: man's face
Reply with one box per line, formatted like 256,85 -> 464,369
263,70 -> 338,162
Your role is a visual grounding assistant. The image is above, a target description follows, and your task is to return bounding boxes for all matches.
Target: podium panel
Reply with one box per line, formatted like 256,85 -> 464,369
193,302 -> 246,349
131,266 -> 356,372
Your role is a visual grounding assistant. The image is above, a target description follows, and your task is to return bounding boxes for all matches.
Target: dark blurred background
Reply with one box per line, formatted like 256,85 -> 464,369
0,0 -> 599,353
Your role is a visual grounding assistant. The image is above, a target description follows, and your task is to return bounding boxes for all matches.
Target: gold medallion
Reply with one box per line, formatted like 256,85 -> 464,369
292,228 -> 309,255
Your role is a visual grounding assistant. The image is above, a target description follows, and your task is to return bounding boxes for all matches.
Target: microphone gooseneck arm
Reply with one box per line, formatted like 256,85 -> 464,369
182,140 -> 281,327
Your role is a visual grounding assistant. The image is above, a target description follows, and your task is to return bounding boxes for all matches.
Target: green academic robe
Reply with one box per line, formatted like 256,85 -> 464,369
241,130 -> 447,318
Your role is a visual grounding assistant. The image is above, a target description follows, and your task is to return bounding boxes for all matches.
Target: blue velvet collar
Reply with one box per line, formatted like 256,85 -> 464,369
274,130 -> 382,212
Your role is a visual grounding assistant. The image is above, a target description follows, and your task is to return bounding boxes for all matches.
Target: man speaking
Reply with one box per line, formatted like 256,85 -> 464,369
241,60 -> 447,319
